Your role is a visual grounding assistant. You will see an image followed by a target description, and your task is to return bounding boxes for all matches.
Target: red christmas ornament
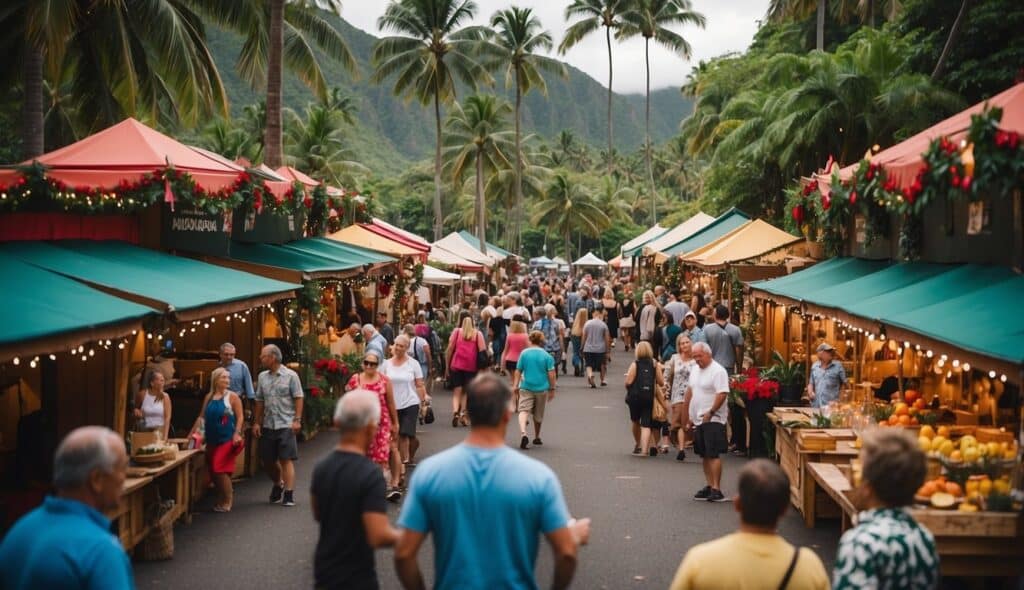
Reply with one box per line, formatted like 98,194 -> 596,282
849,190 -> 858,205
961,175 -> 972,191
791,204 -> 805,225
821,191 -> 831,211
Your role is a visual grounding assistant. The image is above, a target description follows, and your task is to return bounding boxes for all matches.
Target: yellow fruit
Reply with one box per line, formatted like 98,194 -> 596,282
963,447 -> 980,463
993,479 -> 1011,494
959,435 -> 978,449
937,426 -> 951,438
966,490 -> 982,502
931,492 -> 956,508
894,403 -> 910,416
979,479 -> 993,496
931,436 -> 947,452
918,436 -> 933,452
1005,449 -> 1017,460
950,450 -> 963,462
939,440 -> 955,457
977,444 -> 989,457
965,479 -> 980,494
958,502 -> 979,512
919,425 -> 936,439
987,442 -> 1001,457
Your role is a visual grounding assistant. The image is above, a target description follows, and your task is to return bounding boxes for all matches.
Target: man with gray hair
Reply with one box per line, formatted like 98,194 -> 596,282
683,341 -> 731,503
363,323 -> 388,360
254,343 -> 304,507
311,390 -> 399,590
219,342 -> 255,402
0,426 -> 134,589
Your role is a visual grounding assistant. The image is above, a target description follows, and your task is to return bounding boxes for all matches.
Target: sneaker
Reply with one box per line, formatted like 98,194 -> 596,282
648,447 -> 658,457
520,435 -> 529,450
632,446 -> 642,455
532,438 -> 543,446
600,381 -> 608,387
731,448 -> 748,457
386,488 -> 402,502
269,484 -> 284,504
676,450 -> 687,462
693,486 -> 712,500
282,490 -> 296,507
707,489 -> 729,503
451,413 -> 459,428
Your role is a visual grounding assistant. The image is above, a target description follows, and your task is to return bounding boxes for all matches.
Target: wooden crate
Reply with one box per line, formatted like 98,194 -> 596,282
798,430 -> 838,451
975,427 -> 1014,444
908,509 -> 1023,538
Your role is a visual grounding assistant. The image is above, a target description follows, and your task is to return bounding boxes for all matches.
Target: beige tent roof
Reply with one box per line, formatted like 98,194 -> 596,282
640,212 -> 716,257
422,264 -> 462,286
682,219 -> 802,269
427,244 -> 485,272
620,224 -> 667,257
433,233 -> 497,267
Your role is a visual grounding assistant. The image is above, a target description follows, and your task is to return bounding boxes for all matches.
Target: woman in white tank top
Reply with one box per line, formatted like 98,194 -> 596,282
134,369 -> 172,439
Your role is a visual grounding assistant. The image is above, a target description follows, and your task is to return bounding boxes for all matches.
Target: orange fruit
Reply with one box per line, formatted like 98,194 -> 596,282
905,390 -> 920,404
888,414 -> 900,426
913,399 -> 927,411
937,426 -> 951,438
910,416 -> 919,425
894,403 -> 910,416
898,415 -> 911,426
945,482 -> 963,496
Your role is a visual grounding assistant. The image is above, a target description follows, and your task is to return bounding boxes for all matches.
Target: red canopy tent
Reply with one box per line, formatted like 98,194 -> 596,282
275,166 -> 320,188
0,118 -> 246,192
358,221 -> 431,254
820,83 -> 1024,190
365,217 -> 431,250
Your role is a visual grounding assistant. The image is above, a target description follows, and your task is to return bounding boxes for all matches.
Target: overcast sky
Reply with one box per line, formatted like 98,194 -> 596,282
341,0 -> 771,94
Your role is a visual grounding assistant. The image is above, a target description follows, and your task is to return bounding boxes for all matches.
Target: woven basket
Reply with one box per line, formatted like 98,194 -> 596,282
137,500 -> 175,561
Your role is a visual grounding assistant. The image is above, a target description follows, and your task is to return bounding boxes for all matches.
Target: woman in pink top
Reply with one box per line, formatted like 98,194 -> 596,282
445,316 -> 487,427
502,317 -> 529,376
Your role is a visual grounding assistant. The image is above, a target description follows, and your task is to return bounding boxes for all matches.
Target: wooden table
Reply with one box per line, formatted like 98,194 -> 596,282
806,462 -> 1024,577
108,449 -> 203,552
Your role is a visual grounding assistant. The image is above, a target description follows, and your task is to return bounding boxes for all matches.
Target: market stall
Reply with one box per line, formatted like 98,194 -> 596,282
571,252 -> 607,276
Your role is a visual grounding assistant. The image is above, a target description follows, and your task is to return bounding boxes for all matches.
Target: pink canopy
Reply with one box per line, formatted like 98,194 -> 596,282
275,166 -> 320,187
820,83 -> 1024,190
0,118 -> 245,191
366,217 -> 431,250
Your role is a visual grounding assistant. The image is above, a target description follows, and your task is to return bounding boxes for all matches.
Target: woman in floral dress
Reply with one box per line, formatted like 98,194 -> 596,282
346,351 -> 402,501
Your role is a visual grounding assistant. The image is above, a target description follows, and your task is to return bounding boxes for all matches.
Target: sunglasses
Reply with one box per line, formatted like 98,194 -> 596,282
363,360 -> 378,367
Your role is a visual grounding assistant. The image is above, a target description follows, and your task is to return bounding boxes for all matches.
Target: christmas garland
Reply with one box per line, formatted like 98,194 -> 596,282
790,107 -> 1024,259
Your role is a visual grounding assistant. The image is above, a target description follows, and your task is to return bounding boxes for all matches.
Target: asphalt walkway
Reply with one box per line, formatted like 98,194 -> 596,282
134,346 -> 840,588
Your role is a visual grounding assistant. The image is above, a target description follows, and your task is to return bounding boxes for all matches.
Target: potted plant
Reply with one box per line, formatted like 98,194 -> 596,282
731,367 -> 780,458
762,350 -> 805,405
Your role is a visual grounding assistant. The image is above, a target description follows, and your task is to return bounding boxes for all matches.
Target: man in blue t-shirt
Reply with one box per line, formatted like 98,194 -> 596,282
0,426 -> 134,590
395,374 -> 591,590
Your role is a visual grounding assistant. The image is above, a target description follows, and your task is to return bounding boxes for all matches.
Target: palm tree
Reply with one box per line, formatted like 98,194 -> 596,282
372,0 -> 495,241
618,0 -> 705,223
532,173 -> 609,261
285,99 -> 369,188
487,6 -> 567,252
1,0 -> 229,157
560,0 -> 627,176
197,0 -> 358,168
199,118 -> 262,163
443,94 -> 514,254
767,0 -> 827,51
593,176 -> 636,225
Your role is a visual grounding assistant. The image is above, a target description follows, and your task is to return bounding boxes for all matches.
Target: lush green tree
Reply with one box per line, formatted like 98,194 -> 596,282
198,118 -> 262,163
372,0 -> 495,240
487,6 -> 567,252
618,0 -> 705,223
443,94 -> 514,254
532,173 -> 609,261
285,98 -> 368,188
560,0 -> 628,175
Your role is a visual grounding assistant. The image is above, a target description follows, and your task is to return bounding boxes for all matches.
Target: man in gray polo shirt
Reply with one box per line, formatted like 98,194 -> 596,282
253,344 -> 304,507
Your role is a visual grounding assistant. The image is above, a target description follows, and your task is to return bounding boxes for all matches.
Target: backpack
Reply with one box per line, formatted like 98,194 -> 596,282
630,359 -> 656,403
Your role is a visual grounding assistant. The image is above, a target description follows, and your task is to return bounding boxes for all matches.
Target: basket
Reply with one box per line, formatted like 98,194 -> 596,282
133,453 -> 165,465
137,499 -> 176,561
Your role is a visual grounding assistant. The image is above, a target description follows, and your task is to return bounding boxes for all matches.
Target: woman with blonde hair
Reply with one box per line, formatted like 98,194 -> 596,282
638,290 -> 662,346
665,333 -> 695,461
445,315 -> 488,427
134,369 -> 172,440
189,367 -> 244,512
501,316 -> 529,379
570,308 -> 589,378
624,341 -> 668,457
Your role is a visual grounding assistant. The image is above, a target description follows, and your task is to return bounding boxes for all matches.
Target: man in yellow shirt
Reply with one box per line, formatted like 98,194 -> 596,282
669,460 -> 830,590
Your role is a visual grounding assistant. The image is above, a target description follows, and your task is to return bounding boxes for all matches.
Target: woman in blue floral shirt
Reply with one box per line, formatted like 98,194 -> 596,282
833,429 -> 939,589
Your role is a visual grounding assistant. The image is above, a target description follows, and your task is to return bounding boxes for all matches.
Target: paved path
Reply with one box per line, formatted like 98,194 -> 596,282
134,347 -> 840,588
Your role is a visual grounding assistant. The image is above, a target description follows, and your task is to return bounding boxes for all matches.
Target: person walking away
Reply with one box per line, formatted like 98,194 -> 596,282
253,344 -> 304,507
703,305 -> 746,456
347,352 -> 402,501
833,429 -> 938,589
405,323 -> 433,415
807,342 -> 846,409
0,426 -> 133,589
600,289 -> 619,349
134,369 -> 172,440
684,342 -> 731,502
502,317 -> 529,379
638,290 -> 661,346
660,312 -> 682,362
624,342 -> 667,457
619,294 -> 636,352
363,324 -> 389,360
376,312 -> 396,345
382,335 -> 429,474
681,311 -> 706,345
513,331 -> 557,449
570,308 -> 589,378
487,297 -> 507,372
445,316 -> 488,427
669,460 -> 830,590
532,304 -> 565,379
663,290 -> 691,326
394,374 -> 590,590
582,308 -> 611,388
311,390 -> 400,590
665,334 -> 695,461
189,367 -> 244,511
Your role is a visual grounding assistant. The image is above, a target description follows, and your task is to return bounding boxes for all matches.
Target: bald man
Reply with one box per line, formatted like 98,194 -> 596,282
0,426 -> 133,589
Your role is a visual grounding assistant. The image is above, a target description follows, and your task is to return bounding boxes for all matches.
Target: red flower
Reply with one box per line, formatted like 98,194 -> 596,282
849,190 -> 858,205
951,175 -> 961,188
791,204 -> 805,225
883,179 -> 897,192
303,196 -> 313,209
961,175 -> 972,191
310,386 -> 323,398
821,191 -> 832,211
327,359 -> 339,373
313,359 -> 327,370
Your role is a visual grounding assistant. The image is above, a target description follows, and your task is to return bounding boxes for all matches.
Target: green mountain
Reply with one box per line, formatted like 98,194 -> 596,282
204,15 -> 692,176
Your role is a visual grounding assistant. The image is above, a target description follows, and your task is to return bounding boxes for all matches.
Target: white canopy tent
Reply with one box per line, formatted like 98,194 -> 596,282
421,264 -> 462,286
572,252 -> 607,267
432,233 -> 497,267
639,212 -> 716,257
620,224 -> 667,256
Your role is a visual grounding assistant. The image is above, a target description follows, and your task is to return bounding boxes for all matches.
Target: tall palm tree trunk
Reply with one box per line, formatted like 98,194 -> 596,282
514,72 -> 523,253
932,0 -> 973,81
816,0 -> 825,51
264,0 -> 285,167
564,232 -> 571,265
605,24 -> 614,176
475,151 -> 487,255
644,38 -> 656,224
22,46 -> 44,159
432,92 -> 444,240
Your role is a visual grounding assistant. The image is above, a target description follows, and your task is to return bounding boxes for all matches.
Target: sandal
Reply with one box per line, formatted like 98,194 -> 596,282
212,505 -> 230,513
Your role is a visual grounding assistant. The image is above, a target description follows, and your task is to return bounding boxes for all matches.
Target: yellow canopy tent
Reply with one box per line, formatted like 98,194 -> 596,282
682,219 -> 802,270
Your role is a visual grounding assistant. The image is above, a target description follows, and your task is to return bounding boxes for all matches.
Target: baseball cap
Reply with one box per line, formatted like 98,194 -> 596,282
816,342 -> 836,353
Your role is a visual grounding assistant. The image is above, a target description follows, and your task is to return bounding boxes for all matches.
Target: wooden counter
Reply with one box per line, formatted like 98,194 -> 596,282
807,462 -> 1024,577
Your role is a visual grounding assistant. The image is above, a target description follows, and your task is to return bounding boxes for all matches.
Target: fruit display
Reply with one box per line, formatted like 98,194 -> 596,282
874,392 -> 938,428
917,427 -> 1018,463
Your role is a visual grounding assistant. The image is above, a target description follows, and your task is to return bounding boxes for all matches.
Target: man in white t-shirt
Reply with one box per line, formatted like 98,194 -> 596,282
685,341 -> 730,503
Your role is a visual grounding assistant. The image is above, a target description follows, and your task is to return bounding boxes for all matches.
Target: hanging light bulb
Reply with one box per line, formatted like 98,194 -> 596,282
926,350 -> 934,358
49,354 -> 56,361
12,357 -> 19,366
962,363 -> 970,372
29,360 -> 37,368
952,360 -> 960,368
989,370 -> 997,378
1000,375 -> 1008,383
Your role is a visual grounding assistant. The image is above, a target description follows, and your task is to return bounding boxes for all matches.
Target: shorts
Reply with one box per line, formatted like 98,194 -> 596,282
397,405 -> 419,437
450,369 -> 477,388
670,403 -> 688,428
505,360 -> 518,373
546,349 -> 562,365
626,398 -> 654,427
584,352 -> 605,371
259,428 -> 299,464
693,422 -> 728,459
517,390 -> 548,423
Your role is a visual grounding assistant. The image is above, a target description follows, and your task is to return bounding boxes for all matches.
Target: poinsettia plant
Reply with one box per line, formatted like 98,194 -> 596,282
313,356 -> 352,395
730,367 -> 780,403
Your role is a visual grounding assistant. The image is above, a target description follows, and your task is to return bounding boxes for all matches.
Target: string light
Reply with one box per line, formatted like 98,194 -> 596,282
989,370 -> 997,378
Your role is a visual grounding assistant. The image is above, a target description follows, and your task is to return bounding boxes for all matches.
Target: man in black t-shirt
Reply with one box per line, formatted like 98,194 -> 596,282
311,389 -> 399,590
